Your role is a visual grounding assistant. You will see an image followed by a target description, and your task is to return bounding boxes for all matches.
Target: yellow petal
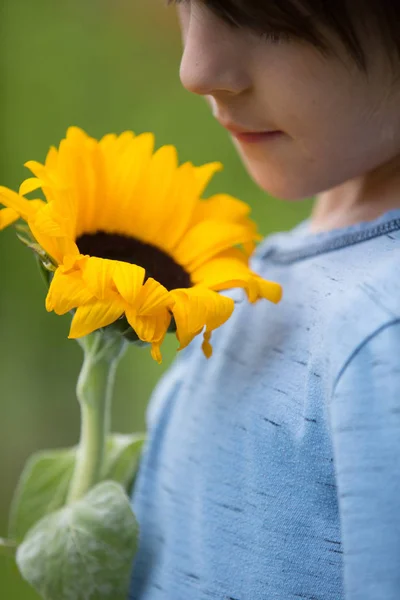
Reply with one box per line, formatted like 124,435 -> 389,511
0,186 -> 38,221
46,268 -> 94,314
126,307 -> 171,345
94,132 -> 155,234
135,278 -> 174,315
32,202 -> 68,237
115,130 -> 136,150
99,132 -> 118,155
45,146 -> 58,170
26,212 -> 60,263
66,126 -> 93,144
24,160 -> 59,186
123,277 -> 174,360
191,193 -> 261,257
81,257 -> 118,301
113,262 -> 146,305
191,248 -> 252,288
0,207 -> 19,230
25,154 -> 78,236
100,130 -> 136,162
192,162 -> 223,197
53,131 -> 97,236
151,343 -> 163,364
22,159 -> 77,238
28,219 -> 78,266
191,193 -> 251,225
65,146 -> 97,236
127,144 -> 177,239
69,300 -> 125,339
201,330 -> 213,359
149,161 -> 201,251
251,276 -> 283,304
125,307 -> 171,363
170,286 -> 234,354
174,220 -> 259,272
60,253 -> 87,273
242,239 -> 258,257
19,178 -> 43,196
191,248 -> 281,303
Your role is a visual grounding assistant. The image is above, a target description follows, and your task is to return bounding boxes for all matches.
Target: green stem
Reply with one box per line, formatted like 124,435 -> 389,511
0,537 -> 17,558
67,331 -> 127,504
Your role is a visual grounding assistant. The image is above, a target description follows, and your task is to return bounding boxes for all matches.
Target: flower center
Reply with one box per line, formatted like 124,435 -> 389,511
76,231 -> 192,291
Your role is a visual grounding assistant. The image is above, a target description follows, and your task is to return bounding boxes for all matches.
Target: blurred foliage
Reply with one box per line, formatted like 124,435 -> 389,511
0,0 -> 312,597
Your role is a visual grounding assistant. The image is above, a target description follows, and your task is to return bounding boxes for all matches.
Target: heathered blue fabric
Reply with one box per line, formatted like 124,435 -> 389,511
129,208 -> 400,600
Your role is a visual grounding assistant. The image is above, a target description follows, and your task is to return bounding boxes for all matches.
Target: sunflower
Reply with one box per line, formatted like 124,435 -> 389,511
0,127 -> 282,362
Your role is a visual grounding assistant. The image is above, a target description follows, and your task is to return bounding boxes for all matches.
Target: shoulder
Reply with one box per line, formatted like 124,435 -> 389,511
326,234 -> 400,386
338,231 -> 400,319
333,318 -> 400,395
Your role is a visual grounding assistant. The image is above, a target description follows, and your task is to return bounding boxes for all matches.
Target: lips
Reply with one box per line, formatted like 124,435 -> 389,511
233,131 -> 284,143
215,118 -> 284,144
217,119 -> 280,135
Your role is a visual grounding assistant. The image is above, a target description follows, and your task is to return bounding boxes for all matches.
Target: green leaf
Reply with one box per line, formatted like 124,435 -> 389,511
9,447 -> 76,543
9,433 -> 145,544
16,481 -> 139,600
103,433 -> 146,491
36,255 -> 54,287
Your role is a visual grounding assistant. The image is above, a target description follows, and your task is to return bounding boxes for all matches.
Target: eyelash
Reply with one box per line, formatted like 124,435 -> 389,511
166,0 -> 290,44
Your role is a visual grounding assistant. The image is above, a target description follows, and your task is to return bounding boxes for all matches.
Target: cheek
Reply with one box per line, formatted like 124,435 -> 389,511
231,109 -> 386,202
232,136 -> 329,200
235,61 -> 393,199
255,44 -> 358,142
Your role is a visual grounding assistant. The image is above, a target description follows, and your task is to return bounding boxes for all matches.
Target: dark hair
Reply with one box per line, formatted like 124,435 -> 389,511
168,0 -> 400,74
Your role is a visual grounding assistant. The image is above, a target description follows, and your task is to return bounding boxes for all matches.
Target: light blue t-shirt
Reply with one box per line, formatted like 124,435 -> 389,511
129,209 -> 400,600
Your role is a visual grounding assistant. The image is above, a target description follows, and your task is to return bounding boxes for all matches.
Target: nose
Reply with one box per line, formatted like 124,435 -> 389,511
178,7 -> 252,97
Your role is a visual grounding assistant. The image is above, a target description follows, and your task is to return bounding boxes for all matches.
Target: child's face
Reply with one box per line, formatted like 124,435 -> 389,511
176,2 -> 400,201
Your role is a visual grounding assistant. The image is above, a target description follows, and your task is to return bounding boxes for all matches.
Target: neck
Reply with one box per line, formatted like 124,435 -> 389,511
311,153 -> 400,232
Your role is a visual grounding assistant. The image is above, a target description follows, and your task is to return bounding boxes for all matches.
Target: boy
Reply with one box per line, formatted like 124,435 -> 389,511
130,2 -> 400,599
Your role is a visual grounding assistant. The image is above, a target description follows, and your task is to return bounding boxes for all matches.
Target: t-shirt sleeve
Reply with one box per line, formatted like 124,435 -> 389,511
330,319 -> 400,600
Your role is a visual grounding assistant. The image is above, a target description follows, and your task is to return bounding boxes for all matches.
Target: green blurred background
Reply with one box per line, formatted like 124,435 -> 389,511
0,1 -> 312,597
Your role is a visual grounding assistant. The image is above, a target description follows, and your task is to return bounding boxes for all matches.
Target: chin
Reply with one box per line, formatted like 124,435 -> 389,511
233,140 -> 317,201
245,164 -> 316,201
